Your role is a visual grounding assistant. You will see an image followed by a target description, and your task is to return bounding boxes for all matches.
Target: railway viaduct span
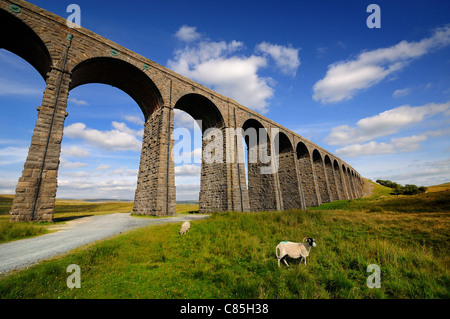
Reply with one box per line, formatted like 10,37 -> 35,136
2,0 -> 363,222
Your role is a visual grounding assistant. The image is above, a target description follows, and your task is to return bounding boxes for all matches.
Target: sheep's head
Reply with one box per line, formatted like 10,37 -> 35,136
304,237 -> 316,247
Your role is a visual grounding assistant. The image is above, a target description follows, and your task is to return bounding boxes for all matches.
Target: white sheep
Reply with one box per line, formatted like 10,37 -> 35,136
179,221 -> 190,235
276,237 -> 316,267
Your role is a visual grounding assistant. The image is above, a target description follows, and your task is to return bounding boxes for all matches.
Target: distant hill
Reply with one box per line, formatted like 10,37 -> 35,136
74,199 -> 133,203
361,178 -> 392,197
176,200 -> 199,205
427,182 -> 450,193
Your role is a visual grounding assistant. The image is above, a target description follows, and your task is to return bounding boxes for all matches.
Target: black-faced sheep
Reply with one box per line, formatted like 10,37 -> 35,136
276,237 -> 316,267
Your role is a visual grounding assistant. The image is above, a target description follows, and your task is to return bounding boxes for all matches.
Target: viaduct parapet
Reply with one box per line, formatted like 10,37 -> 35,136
1,0 -> 364,222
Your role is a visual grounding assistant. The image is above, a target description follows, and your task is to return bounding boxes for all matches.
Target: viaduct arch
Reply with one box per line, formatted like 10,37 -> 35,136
2,0 -> 363,222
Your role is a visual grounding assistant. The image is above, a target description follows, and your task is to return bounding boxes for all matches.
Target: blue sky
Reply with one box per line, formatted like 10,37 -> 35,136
1,0 -> 449,200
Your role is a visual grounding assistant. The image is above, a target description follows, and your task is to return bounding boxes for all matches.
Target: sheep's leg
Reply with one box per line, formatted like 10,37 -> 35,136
277,258 -> 281,267
304,257 -> 307,265
283,258 -> 289,268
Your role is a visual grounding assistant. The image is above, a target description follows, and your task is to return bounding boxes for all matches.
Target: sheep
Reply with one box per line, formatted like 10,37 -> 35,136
179,221 -> 190,235
276,237 -> 316,267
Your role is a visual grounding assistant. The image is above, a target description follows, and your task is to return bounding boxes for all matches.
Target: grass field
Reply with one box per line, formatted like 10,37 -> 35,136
0,180 -> 449,299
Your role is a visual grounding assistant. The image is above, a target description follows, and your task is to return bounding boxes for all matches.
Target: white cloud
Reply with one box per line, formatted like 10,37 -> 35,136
124,115 -> 144,126
0,147 -> 28,165
256,42 -> 300,75
0,78 -> 42,96
425,127 -> 450,137
175,147 -> 202,164
313,25 -> 450,104
168,39 -> 273,113
174,109 -> 199,129
110,168 -> 138,176
59,158 -> 88,169
61,146 -> 90,157
175,25 -> 201,42
374,158 -> 450,186
325,102 -> 450,146
392,87 -> 411,98
64,122 -> 143,152
96,164 -> 111,171
0,177 -> 17,194
68,97 -> 89,106
111,121 -> 144,137
57,177 -> 137,199
335,135 -> 427,157
175,183 -> 200,200
168,27 -> 300,114
175,164 -> 201,176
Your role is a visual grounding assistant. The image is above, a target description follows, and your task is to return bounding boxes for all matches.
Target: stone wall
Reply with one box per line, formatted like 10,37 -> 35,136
133,107 -> 176,216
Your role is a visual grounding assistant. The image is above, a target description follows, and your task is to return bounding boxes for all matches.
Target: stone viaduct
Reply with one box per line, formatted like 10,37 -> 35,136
2,0 -> 363,222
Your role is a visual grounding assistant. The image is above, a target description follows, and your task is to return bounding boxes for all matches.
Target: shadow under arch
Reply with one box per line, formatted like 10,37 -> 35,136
0,9 -> 52,79
174,93 -> 225,132
296,142 -> 319,207
312,149 -> 330,203
241,118 -> 279,211
345,166 -> 355,199
333,159 -> 346,199
324,155 -> 338,201
173,93 -> 226,213
70,57 -> 163,120
274,131 -> 302,210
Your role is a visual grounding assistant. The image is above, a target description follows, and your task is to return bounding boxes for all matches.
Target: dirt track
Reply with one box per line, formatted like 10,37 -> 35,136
0,213 -> 208,275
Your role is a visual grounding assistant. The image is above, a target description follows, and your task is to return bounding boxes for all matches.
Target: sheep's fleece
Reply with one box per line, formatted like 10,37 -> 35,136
179,221 -> 190,235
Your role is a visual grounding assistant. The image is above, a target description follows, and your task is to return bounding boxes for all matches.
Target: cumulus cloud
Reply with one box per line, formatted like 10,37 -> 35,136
59,158 -> 88,169
61,146 -> 90,157
96,164 -> 111,171
313,25 -> 450,104
335,135 -> 427,157
325,102 -> 450,146
256,42 -> 300,75
57,177 -> 137,199
174,147 -> 202,164
57,163 -> 140,199
175,25 -> 201,42
392,88 -> 411,98
68,97 -> 89,106
0,177 -> 17,194
168,26 -> 300,113
124,115 -> 144,126
175,164 -> 201,176
374,158 -> 450,186
0,147 -> 28,165
175,183 -> 200,200
174,109 -> 200,130
168,39 -> 272,113
64,121 -> 143,152
0,78 -> 42,96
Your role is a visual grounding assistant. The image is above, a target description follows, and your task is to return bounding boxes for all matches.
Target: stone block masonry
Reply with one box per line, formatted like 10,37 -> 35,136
2,0 -> 363,221
133,106 -> 176,216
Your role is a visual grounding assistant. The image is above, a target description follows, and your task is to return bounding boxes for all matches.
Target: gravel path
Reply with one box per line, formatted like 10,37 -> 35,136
0,213 -> 208,275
